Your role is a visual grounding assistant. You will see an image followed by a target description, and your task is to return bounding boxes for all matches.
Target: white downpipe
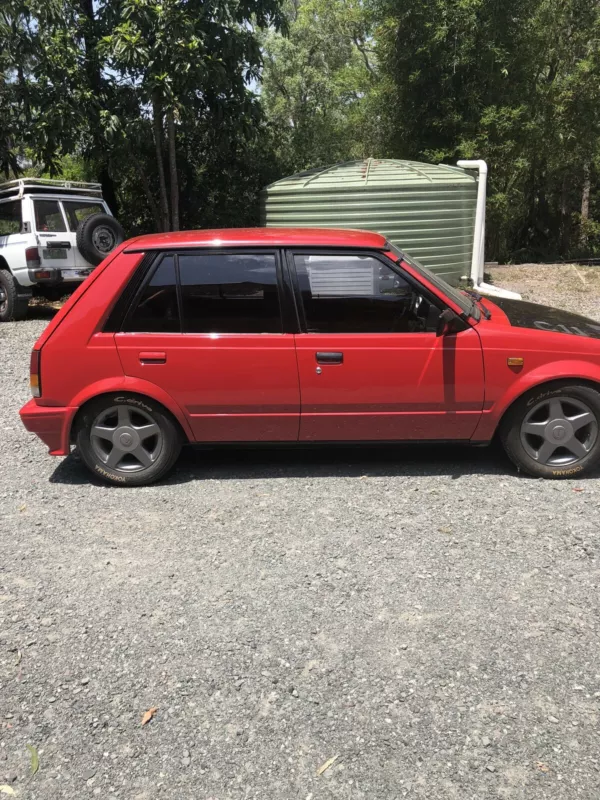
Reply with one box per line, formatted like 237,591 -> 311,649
457,159 -> 487,285
456,159 -> 521,300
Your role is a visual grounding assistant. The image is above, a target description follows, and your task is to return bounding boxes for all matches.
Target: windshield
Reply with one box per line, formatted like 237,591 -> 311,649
385,242 -> 478,319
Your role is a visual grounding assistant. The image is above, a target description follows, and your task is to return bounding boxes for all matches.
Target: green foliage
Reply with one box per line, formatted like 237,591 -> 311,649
1,0 -> 284,232
0,0 -> 597,261
374,0 -> 600,261
260,0 -> 379,172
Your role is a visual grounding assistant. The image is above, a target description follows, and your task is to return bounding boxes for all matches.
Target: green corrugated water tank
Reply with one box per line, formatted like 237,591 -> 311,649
260,158 -> 477,284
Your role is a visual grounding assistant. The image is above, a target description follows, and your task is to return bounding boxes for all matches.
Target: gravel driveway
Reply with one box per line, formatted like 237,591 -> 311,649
0,288 -> 599,799
488,264 -> 600,321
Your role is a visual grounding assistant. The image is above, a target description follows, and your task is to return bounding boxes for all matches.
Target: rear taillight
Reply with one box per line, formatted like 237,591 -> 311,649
25,246 -> 41,268
30,349 -> 41,398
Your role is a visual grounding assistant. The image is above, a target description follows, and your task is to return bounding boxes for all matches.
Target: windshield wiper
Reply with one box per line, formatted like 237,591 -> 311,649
464,289 -> 491,320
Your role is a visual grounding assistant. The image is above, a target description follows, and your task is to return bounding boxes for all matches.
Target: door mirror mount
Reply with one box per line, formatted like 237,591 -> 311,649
436,308 -> 457,337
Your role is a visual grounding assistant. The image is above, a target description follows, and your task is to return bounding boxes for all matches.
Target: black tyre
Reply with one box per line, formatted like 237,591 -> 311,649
76,213 -> 125,266
499,381 -> 600,478
0,269 -> 31,321
75,395 -> 182,486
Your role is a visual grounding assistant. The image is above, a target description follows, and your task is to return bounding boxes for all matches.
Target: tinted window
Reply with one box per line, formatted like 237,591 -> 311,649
0,201 -> 22,235
386,241 -> 474,317
63,201 -> 104,231
126,256 -> 180,333
34,200 -> 67,232
294,254 -> 438,333
179,253 -> 282,333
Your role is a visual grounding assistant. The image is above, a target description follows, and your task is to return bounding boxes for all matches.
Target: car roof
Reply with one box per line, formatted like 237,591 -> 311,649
124,227 -> 388,251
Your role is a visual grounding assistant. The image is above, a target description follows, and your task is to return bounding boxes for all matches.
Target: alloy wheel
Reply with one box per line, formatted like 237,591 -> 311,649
520,395 -> 598,466
90,405 -> 163,472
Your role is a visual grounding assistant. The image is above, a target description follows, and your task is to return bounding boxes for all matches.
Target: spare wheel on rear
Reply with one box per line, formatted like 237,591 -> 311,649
76,213 -> 125,266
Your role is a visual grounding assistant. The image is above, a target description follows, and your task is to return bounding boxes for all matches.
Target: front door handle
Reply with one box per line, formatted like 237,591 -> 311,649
316,351 -> 343,365
139,351 -> 166,364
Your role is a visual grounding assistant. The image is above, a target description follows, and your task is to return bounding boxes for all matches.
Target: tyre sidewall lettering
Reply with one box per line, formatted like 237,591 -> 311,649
94,464 -> 127,483
526,387 -> 563,407
551,466 -> 584,477
113,396 -> 153,413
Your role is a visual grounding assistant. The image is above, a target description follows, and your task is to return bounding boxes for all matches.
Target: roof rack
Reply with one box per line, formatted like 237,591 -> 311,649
0,178 -> 103,200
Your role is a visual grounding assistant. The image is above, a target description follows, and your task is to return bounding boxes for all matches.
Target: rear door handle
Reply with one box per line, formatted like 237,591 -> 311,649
316,351 -> 343,364
139,351 -> 166,364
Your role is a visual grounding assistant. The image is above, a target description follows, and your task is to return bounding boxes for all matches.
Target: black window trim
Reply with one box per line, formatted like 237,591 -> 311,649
112,247 -> 294,335
103,251 -> 159,332
284,247 -> 455,334
122,252 -> 182,333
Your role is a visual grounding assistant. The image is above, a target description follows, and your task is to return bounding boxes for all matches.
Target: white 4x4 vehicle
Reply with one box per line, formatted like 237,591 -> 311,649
0,179 -> 125,321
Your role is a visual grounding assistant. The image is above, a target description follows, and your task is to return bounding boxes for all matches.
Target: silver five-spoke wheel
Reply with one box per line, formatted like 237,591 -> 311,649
90,405 -> 163,472
520,395 -> 598,466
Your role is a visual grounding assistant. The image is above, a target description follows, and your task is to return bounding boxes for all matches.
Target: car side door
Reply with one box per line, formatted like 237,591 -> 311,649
287,249 -> 485,441
115,249 -> 300,442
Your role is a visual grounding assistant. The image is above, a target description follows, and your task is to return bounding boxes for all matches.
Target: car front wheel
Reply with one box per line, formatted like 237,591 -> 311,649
500,382 -> 599,478
75,395 -> 182,486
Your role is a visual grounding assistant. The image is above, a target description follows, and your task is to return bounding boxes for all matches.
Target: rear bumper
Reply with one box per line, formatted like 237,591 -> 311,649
19,399 -> 76,456
28,267 -> 92,285
28,267 -> 63,284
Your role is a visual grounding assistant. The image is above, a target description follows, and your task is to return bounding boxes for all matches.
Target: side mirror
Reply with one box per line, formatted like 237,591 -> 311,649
436,308 -> 457,337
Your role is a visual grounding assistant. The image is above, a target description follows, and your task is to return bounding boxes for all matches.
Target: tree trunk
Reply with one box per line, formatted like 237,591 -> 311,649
99,165 -> 119,218
167,109 -> 179,231
559,172 -> 569,255
579,164 -> 591,249
124,140 -> 162,232
152,92 -> 170,232
80,0 -> 119,216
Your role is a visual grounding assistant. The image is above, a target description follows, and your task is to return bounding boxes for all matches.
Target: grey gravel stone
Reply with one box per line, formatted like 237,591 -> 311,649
0,299 -> 598,800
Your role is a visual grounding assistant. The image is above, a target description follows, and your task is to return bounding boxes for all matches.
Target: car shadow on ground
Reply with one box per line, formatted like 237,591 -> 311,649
49,441 -> 598,487
26,303 -> 61,321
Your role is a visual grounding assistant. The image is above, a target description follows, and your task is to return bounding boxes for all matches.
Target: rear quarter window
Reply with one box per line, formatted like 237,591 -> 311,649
123,256 -> 180,333
0,201 -> 22,235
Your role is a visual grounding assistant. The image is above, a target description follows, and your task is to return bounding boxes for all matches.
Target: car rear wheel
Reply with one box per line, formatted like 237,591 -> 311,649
75,395 -> 182,486
0,269 -> 31,322
500,382 -> 599,478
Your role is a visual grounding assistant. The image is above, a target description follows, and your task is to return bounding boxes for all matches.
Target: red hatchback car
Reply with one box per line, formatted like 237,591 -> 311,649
20,228 -> 600,486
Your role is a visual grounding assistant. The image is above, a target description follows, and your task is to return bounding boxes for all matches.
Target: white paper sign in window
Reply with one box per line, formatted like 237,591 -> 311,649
306,256 -> 377,297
